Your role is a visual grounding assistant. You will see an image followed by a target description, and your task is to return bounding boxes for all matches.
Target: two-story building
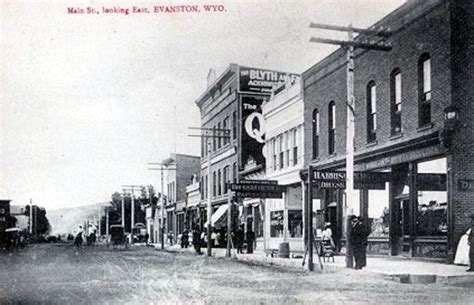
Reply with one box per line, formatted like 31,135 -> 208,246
302,0 -> 474,262
263,78 -> 304,252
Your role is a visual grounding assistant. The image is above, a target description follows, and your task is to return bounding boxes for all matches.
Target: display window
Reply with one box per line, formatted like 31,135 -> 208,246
416,158 -> 447,237
270,210 -> 284,238
288,210 -> 303,238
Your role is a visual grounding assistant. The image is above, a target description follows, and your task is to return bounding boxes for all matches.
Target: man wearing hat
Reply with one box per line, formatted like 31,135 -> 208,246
350,215 -> 370,269
467,214 -> 474,272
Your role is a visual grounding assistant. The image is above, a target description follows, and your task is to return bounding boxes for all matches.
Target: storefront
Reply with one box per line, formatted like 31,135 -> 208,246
265,184 -> 304,252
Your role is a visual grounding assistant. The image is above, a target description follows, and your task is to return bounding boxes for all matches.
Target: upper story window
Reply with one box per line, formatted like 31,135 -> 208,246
212,171 -> 216,197
232,111 -> 237,140
285,132 -> 290,167
223,166 -> 229,193
292,128 -> 298,166
312,109 -> 319,159
328,101 -> 336,155
232,162 -> 237,182
217,169 -> 222,196
217,122 -> 222,149
223,116 -> 229,145
272,138 -> 277,171
418,53 -> 432,127
212,125 -> 217,151
279,135 -> 284,170
390,69 -> 402,135
367,81 -> 377,142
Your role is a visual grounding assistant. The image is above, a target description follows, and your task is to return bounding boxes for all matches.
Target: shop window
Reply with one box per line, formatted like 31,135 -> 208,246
328,101 -> 336,154
418,53 -> 432,127
288,210 -> 303,238
270,210 -> 284,238
390,69 -> 402,135
254,206 -> 264,238
416,158 -> 447,237
366,81 -> 377,142
312,109 -> 319,159
368,184 -> 390,238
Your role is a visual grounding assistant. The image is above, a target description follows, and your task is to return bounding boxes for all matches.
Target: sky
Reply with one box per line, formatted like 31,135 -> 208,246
1,0 -> 407,210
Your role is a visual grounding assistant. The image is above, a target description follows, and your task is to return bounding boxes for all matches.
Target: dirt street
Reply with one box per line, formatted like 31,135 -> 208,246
0,243 -> 472,304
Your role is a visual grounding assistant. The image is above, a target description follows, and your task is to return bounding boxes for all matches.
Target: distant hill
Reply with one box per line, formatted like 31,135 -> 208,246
47,203 -> 110,235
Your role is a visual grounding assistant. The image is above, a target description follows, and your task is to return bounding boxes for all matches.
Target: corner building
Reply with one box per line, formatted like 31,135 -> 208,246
302,0 -> 474,262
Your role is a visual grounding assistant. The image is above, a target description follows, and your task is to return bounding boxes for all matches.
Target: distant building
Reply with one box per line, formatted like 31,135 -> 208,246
154,154 -> 200,244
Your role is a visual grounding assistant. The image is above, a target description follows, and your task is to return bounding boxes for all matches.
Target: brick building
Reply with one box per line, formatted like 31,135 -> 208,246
302,0 -> 473,262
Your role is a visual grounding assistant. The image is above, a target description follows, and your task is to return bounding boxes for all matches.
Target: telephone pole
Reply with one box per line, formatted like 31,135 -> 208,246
309,22 -> 391,268
122,184 -> 145,244
189,126 -> 230,257
148,163 -> 176,250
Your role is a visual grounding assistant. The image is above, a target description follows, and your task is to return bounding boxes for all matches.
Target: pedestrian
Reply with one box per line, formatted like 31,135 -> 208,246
168,231 -> 174,246
245,228 -> 255,254
350,216 -> 370,269
181,230 -> 189,248
454,228 -> 471,265
145,233 -> 150,246
210,228 -> 217,248
236,224 -> 245,254
87,224 -> 96,246
192,225 -> 202,255
467,215 -> 474,272
74,225 -> 84,249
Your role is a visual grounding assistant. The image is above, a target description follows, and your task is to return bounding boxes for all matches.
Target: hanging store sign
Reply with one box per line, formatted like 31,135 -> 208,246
230,181 -> 285,198
239,66 -> 299,94
310,170 -> 391,190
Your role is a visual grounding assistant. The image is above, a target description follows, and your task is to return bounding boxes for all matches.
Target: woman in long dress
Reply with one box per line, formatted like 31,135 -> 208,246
454,228 -> 471,265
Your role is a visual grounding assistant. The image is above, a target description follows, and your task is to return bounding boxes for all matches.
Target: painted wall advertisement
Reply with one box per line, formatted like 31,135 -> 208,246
240,95 -> 266,170
239,66 -> 299,94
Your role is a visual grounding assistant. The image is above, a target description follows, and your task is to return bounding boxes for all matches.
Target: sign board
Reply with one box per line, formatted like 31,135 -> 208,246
310,170 -> 391,189
230,181 -> 285,198
239,179 -> 277,185
418,174 -> 447,191
239,66 -> 299,94
458,179 -> 474,192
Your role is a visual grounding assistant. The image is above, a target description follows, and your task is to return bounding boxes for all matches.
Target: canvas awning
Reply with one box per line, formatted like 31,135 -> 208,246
204,204 -> 228,228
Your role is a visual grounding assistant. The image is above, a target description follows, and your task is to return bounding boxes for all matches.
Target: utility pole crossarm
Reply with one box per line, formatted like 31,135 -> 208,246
309,22 -> 392,37
309,37 -> 392,51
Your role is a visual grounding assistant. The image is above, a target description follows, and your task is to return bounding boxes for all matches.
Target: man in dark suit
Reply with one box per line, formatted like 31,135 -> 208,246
350,215 -> 370,269
467,215 -> 474,272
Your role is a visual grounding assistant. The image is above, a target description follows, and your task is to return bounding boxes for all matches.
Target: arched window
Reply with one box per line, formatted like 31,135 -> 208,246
418,53 -> 431,126
367,81 -> 377,142
312,109 -> 319,159
390,69 -> 402,135
328,101 -> 336,154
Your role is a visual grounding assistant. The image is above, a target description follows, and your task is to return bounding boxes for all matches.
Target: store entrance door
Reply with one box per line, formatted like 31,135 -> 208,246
396,198 -> 411,256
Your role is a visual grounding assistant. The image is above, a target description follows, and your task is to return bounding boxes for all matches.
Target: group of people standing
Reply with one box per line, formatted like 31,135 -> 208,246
189,224 -> 256,255
73,224 -> 97,249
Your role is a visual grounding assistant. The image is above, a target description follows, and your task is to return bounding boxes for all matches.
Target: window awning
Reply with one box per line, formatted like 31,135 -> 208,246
204,204 -> 228,228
